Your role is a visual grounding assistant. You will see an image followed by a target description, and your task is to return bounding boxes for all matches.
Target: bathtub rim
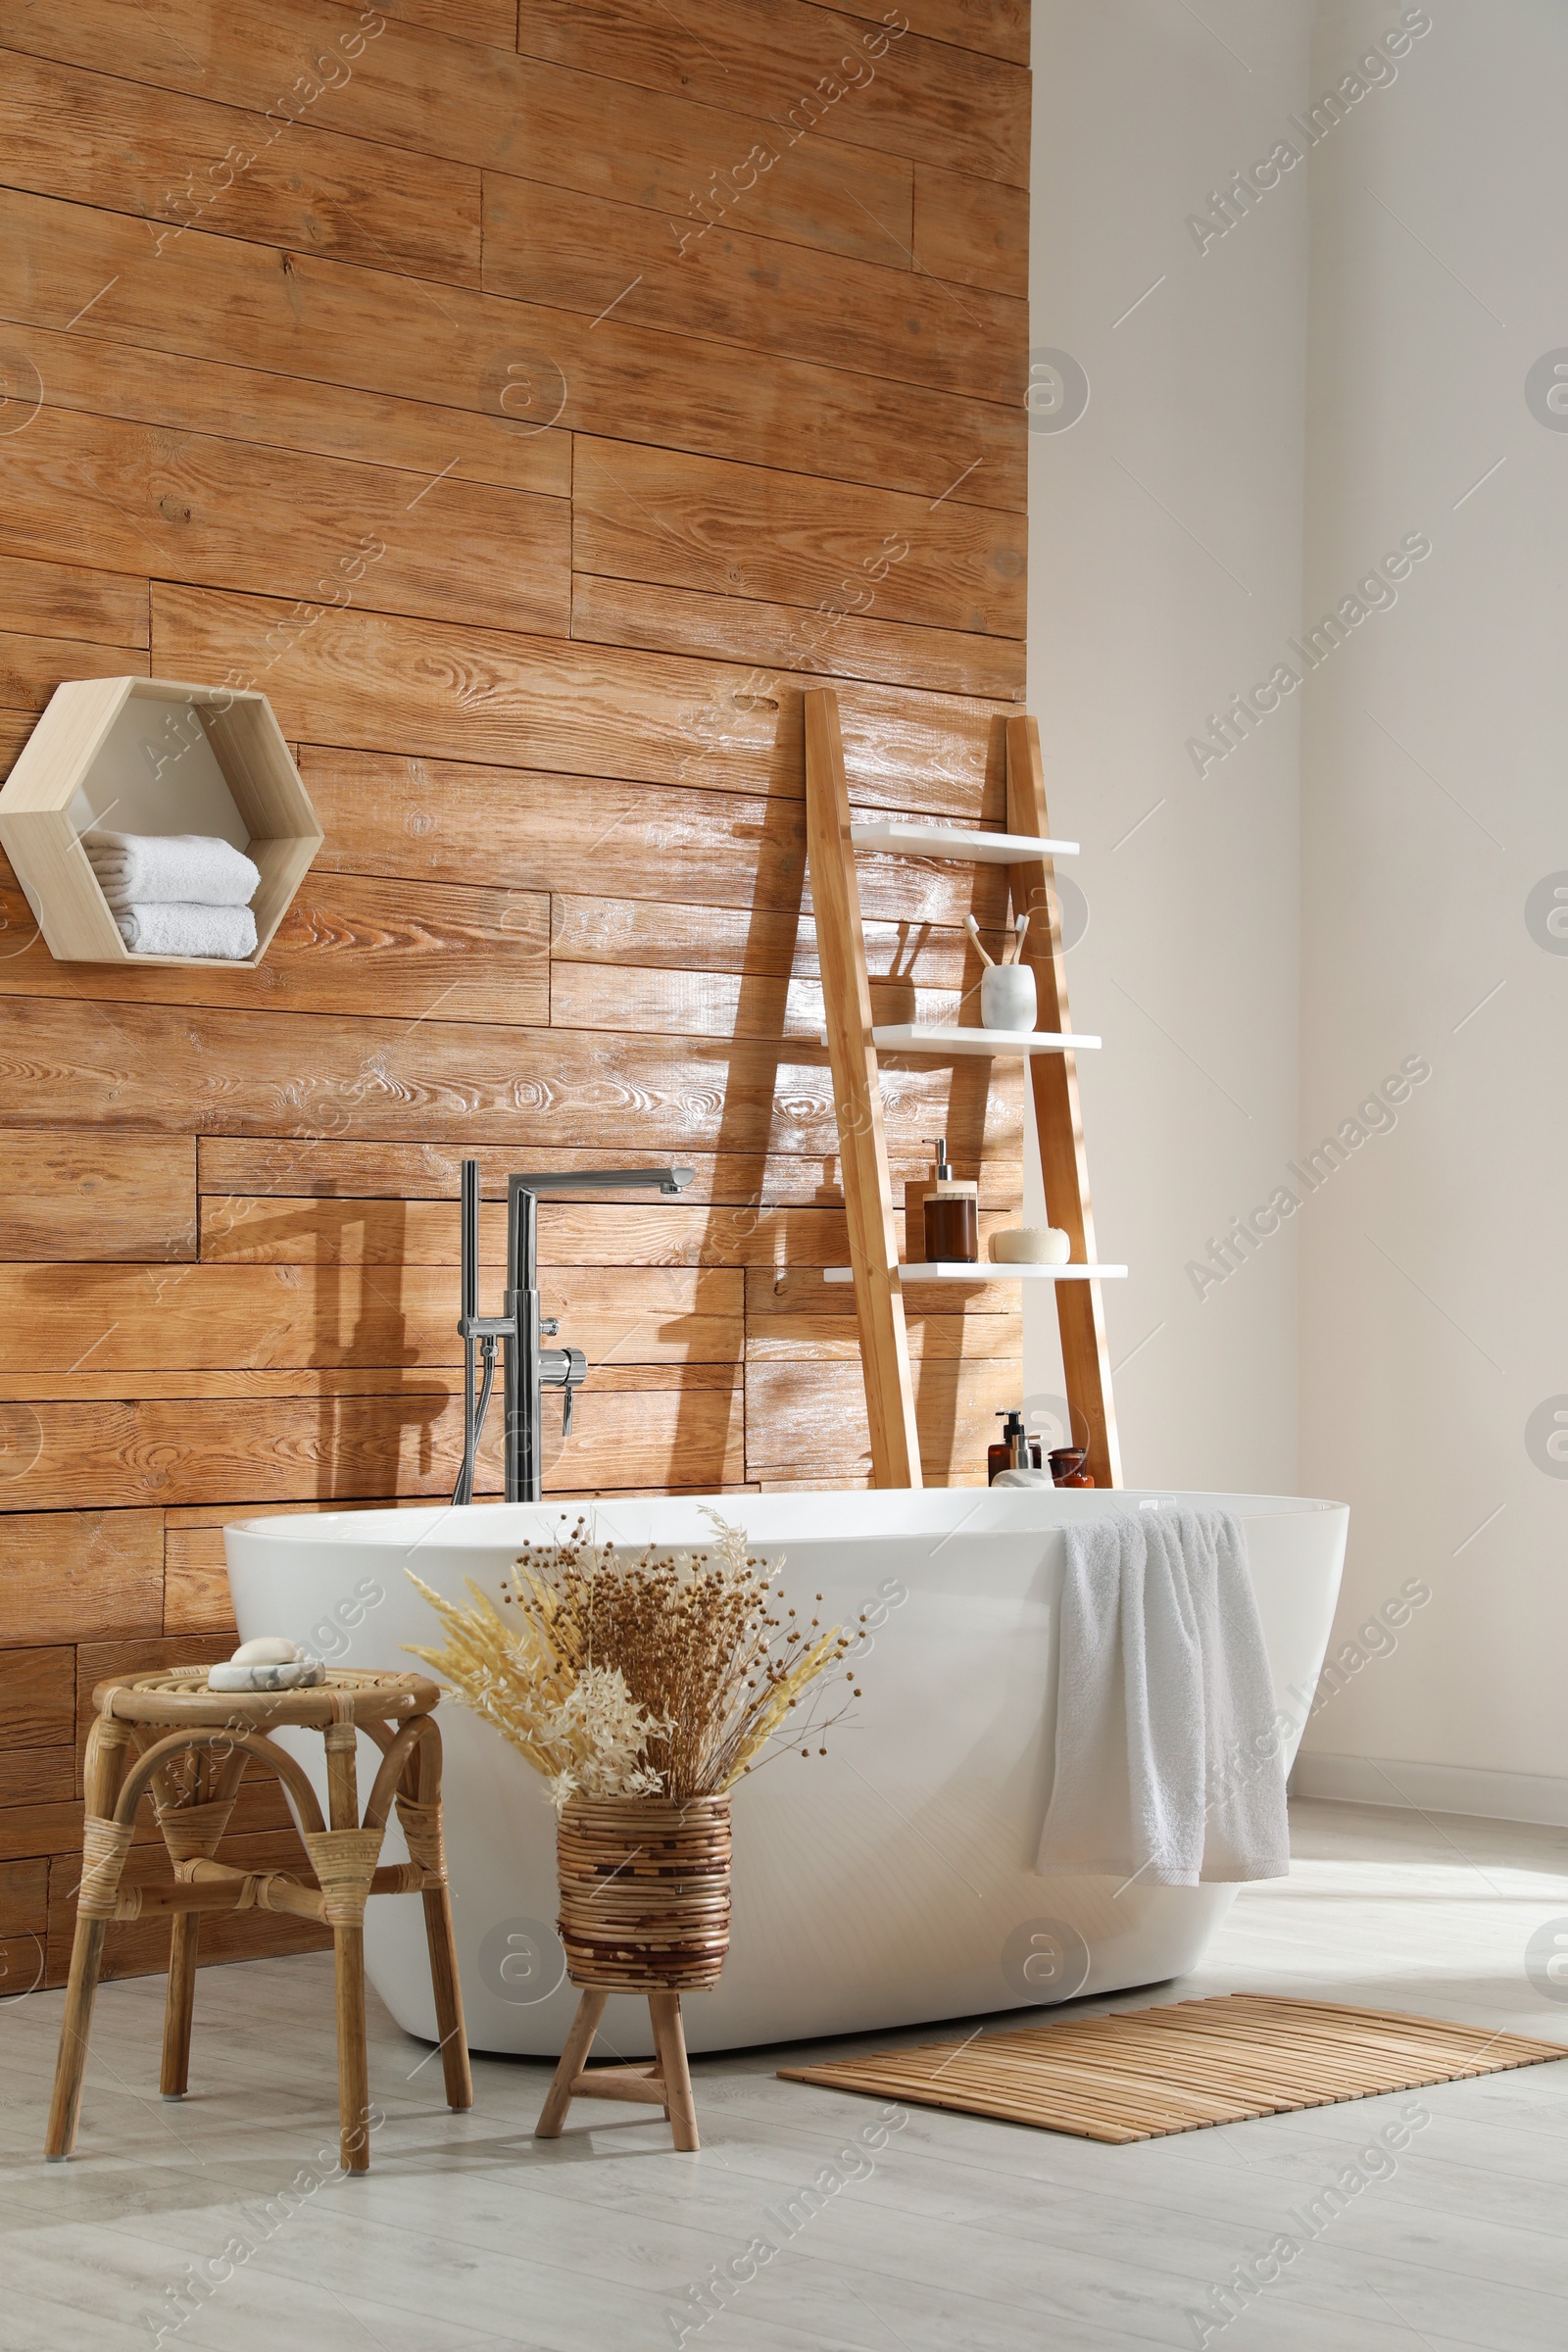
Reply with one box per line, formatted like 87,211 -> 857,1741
224,1488 -> 1348,1551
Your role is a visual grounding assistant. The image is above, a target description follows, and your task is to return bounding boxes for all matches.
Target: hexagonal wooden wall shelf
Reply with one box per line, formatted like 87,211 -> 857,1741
0,676 -> 322,968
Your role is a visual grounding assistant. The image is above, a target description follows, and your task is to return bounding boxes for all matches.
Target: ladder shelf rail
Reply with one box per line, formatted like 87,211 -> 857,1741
802,691 -> 1122,1491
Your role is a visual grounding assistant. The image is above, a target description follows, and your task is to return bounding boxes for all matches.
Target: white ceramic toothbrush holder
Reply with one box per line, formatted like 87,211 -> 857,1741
981,962 -> 1037,1031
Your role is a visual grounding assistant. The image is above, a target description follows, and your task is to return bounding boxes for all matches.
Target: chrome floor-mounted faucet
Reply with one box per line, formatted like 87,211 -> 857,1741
451,1157 -> 694,1506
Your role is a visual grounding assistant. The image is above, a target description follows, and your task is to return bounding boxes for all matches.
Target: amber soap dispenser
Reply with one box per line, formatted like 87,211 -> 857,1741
921,1135 -> 978,1262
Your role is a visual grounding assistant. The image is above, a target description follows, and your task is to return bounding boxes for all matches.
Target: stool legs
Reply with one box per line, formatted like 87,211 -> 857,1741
321,1717 -> 372,2176
44,1696 -> 473,2175
409,1725 -> 472,2112
535,1988 -> 700,2149
46,1919 -> 112,2160
160,1915 -> 200,2098
46,1718 -> 132,2160
155,1742 -> 246,2100
421,1886 -> 471,2111
333,1923 -> 371,2174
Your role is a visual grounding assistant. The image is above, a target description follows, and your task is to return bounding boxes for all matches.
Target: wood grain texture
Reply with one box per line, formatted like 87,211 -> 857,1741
498,82 -> 916,269
0,44 -> 483,284
0,407 -> 568,637
197,1137 -> 1021,1207
571,439 -> 1026,639
745,1311 -> 1020,1360
162,1526 -> 232,1636
550,962 -> 966,1042
807,0 -> 1028,66
303,751 -> 1012,923
0,0 -> 914,259
0,863 -> 549,1024
6,188 -> 1024,510
570,575 -> 1024,703
745,1355 -> 1018,1480
0,1855 -> 49,1931
0,1646 -> 73,1745
0,190 -> 1022,509
0,1381 -> 745,1509
0,0 -> 1028,1976
513,0 -> 1031,186
2,320 -> 568,498
0,1260 -> 740,1376
549,894 -> 1006,986
0,1511 -> 164,1643
482,176 -> 1023,403
0,1800 -> 88,1862
203,1195 -> 1008,1277
0,993 -> 1017,1157
912,163 -> 1029,297
0,628 -> 146,712
0,1746 -> 74,1805
381,0 -> 517,44
0,711 -> 36,781
154,588 -> 1009,814
0,1131 -> 194,1259
0,553 -> 150,650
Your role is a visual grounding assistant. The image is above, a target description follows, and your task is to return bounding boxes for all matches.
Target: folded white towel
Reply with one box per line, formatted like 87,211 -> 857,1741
117,903 -> 259,959
1035,1504 -> 1290,1886
84,830 -> 260,910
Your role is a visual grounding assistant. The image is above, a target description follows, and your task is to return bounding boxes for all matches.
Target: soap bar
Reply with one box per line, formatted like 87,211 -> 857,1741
990,1226 -> 1071,1264
209,1657 -> 326,1691
231,1637 -> 299,1666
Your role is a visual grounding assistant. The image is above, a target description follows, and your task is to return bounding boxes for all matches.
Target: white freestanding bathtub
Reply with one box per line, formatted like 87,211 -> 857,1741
225,1488 -> 1346,2056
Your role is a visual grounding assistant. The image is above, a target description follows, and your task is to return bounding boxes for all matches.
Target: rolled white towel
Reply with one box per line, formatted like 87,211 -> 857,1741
117,903 -> 259,959
84,829 -> 260,910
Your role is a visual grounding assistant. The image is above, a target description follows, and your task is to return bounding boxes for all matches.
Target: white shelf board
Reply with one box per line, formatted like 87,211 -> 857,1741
823,1262 -> 1128,1284
850,821 -> 1078,862
820,1025 -> 1101,1055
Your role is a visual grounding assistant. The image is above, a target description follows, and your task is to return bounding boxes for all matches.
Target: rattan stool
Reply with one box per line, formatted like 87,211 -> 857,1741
45,1666 -> 472,2171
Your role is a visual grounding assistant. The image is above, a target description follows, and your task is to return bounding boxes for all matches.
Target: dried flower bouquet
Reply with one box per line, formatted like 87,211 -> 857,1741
407,1512 -> 862,1812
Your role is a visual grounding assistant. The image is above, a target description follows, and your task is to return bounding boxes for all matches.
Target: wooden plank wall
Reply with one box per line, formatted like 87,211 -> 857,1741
0,0 -> 1029,1985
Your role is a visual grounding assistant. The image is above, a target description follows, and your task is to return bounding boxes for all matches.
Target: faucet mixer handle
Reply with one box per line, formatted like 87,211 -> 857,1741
560,1348 -> 587,1438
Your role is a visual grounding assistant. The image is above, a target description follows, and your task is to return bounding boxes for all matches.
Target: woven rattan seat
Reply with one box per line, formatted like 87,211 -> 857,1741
45,1666 -> 471,2172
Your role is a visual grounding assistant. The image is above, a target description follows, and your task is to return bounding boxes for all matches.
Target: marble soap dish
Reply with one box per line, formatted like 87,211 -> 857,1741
208,1637 -> 326,1692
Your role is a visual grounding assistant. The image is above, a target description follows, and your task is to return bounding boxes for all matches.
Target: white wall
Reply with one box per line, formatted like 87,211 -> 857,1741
1027,1 -> 1313,1493
1032,0 -> 1568,1824
1294,0 -> 1568,1820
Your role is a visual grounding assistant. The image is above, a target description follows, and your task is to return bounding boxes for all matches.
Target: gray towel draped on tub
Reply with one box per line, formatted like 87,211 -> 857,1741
1036,1505 -> 1291,1886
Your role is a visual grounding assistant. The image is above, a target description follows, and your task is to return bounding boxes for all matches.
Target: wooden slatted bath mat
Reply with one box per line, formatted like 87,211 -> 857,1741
777,1994 -> 1564,2144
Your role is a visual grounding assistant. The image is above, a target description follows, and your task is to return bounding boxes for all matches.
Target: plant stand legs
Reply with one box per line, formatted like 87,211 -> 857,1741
535,1987 -> 701,2149
648,1990 -> 699,2151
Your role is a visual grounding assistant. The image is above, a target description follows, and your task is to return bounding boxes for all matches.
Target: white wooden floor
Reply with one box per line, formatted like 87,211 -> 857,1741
4,1799 -> 1567,2352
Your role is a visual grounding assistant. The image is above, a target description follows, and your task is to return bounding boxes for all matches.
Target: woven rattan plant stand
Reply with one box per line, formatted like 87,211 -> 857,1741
44,1667 -> 472,2172
535,1794 -> 731,2153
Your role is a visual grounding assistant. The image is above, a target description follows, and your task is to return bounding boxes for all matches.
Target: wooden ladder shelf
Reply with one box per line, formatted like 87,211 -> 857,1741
803,689 -> 1124,1491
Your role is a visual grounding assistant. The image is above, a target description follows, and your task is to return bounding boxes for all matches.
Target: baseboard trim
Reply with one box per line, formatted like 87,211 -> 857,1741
1290,1750 -> 1568,1830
